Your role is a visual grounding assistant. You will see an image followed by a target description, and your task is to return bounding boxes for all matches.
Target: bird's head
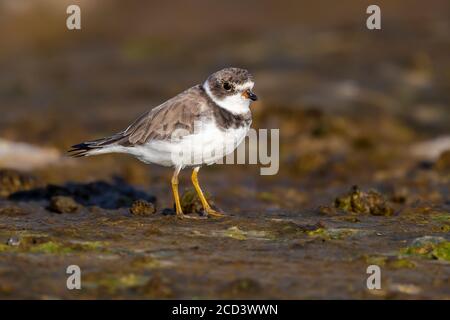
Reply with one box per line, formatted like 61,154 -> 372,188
203,67 -> 257,114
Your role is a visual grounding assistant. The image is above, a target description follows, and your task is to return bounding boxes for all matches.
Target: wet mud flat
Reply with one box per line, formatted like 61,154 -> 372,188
0,0 -> 449,299
0,169 -> 449,299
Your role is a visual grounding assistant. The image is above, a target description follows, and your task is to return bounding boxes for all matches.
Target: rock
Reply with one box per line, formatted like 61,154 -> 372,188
48,196 -> 80,213
402,236 -> 450,262
129,199 -> 156,216
161,208 -> 175,216
0,169 -> 42,197
410,236 -> 446,247
334,185 -> 394,216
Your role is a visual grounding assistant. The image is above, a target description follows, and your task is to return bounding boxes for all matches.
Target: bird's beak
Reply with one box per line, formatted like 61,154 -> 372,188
242,89 -> 258,101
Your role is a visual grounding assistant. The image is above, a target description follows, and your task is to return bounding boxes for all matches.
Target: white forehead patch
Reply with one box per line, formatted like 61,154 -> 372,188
234,81 -> 254,91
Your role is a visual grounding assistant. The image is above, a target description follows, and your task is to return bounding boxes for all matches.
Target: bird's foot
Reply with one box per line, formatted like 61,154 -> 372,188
176,212 -> 207,220
205,208 -> 225,218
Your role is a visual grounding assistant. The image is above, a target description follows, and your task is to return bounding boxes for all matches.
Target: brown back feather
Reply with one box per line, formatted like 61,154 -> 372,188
117,85 -> 210,146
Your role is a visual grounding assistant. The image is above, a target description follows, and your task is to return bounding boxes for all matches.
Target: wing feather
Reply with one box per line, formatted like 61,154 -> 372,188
118,85 -> 209,146
69,85 -> 212,156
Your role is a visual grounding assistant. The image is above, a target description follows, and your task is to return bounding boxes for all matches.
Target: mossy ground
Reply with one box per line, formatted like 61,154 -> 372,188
0,0 -> 449,300
0,181 -> 449,299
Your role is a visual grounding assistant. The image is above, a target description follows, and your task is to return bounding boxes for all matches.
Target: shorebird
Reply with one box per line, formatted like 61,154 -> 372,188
69,67 -> 257,219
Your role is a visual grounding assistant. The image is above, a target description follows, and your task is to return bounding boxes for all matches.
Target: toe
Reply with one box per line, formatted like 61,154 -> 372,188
206,209 -> 225,218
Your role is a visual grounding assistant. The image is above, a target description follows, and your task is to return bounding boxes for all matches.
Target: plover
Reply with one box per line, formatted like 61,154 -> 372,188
69,67 -> 257,219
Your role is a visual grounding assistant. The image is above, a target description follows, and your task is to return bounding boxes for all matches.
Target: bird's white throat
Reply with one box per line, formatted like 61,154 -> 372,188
203,81 -> 252,115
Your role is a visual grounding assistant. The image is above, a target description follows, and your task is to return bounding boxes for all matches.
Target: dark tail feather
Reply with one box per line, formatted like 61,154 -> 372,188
68,133 -> 125,157
68,142 -> 98,157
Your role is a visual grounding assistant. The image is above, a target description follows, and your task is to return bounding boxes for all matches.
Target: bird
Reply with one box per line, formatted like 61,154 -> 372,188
69,67 -> 258,219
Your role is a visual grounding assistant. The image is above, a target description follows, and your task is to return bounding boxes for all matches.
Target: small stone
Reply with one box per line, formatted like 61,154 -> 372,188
48,196 -> 80,213
334,185 -> 394,216
411,236 -> 446,247
161,208 -> 175,216
129,200 -> 156,216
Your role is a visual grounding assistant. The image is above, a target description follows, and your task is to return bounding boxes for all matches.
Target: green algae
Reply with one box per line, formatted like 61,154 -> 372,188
363,255 -> 388,266
432,243 -> 450,261
440,225 -> 450,232
0,244 -> 11,252
224,226 -> 248,240
389,258 -> 416,269
401,238 -> 450,262
431,214 -> 450,233
131,256 -> 165,269
117,274 -> 148,287
307,227 -> 361,240
222,226 -> 272,241
207,222 -> 322,241
363,255 -> 416,269
87,273 -> 150,293
268,220 -> 324,239
76,241 -> 106,250
29,241 -> 73,254
33,240 -> 108,254
224,226 -> 247,240
334,186 -> 394,216
432,214 -> 450,223
0,237 -> 108,255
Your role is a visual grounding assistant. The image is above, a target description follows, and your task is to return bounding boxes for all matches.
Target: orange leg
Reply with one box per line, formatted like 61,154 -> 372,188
171,167 -> 184,219
191,167 -> 224,218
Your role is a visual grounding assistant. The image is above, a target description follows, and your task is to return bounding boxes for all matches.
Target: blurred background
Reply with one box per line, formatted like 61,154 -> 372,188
0,0 -> 449,299
1,0 -> 449,187
1,1 -> 449,196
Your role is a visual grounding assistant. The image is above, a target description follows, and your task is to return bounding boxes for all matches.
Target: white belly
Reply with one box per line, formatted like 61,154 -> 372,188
127,121 -> 251,168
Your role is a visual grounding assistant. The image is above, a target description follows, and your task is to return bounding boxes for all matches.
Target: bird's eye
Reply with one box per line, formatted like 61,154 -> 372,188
223,82 -> 232,91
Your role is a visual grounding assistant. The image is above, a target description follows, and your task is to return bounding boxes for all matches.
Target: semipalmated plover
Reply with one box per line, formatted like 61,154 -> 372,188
69,67 -> 257,219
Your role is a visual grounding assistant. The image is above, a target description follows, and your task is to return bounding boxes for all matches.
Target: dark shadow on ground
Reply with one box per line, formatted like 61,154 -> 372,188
8,177 -> 156,210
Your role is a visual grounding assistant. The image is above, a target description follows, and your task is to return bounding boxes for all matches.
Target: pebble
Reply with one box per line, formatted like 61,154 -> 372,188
6,237 -> 20,246
48,196 -> 80,213
129,199 -> 156,216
